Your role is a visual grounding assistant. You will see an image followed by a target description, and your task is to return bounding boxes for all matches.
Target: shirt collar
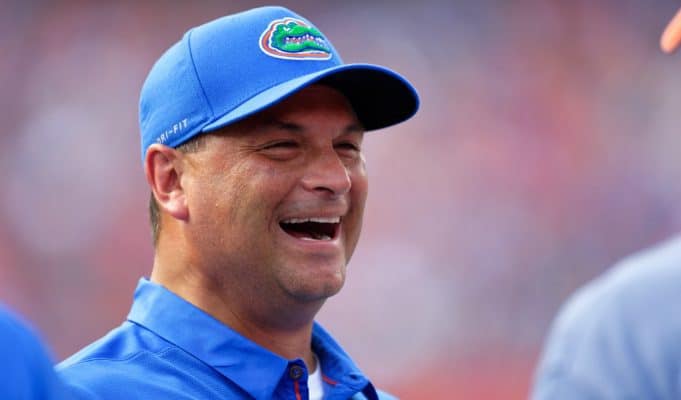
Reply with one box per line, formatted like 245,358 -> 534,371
127,278 -> 375,399
312,324 -> 378,399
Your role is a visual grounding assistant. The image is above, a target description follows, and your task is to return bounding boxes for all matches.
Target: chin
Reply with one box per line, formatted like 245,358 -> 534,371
287,271 -> 346,303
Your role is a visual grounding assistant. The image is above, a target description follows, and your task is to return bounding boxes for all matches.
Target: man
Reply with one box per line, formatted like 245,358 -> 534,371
57,6 -> 418,400
531,9 -> 681,399
0,305 -> 65,400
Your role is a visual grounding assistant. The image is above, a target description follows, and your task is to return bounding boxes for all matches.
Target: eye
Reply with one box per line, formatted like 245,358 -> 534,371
260,140 -> 300,160
264,141 -> 298,149
335,141 -> 361,155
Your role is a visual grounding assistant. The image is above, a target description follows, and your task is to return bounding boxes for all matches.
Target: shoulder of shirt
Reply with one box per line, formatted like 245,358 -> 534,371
57,321 -> 173,368
56,321 -> 183,392
531,236 -> 681,399
0,305 -> 55,364
0,306 -> 66,400
55,320 -> 248,399
555,235 -> 681,329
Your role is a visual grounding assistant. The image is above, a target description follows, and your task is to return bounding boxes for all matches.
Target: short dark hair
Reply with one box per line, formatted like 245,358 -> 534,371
149,135 -> 207,246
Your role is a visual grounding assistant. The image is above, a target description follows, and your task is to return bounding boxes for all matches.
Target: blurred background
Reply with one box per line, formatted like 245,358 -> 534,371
3,0 -> 681,398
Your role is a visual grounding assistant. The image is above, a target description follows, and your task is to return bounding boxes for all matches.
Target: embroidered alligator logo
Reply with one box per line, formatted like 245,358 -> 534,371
259,18 -> 332,60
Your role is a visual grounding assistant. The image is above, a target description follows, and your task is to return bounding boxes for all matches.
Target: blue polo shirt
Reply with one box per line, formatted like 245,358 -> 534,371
57,279 -> 394,400
0,304 -> 65,400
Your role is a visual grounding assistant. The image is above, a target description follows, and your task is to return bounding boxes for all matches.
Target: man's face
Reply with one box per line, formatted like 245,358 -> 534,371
182,85 -> 367,305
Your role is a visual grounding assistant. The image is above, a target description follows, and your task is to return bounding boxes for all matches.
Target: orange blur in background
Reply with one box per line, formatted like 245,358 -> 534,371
2,1 -> 681,398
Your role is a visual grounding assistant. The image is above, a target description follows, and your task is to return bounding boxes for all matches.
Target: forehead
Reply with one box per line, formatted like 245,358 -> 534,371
196,85 -> 364,148
258,84 -> 359,123
218,85 -> 360,135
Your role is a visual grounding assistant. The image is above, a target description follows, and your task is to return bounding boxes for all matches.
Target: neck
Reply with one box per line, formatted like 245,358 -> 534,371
150,251 -> 321,371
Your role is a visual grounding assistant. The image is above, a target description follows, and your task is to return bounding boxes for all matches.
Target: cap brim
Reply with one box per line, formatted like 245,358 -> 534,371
202,63 -> 419,133
661,8 -> 681,53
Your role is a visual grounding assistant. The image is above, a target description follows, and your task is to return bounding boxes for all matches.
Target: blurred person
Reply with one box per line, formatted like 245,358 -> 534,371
57,6 -> 418,400
531,9 -> 681,399
0,304 -> 65,400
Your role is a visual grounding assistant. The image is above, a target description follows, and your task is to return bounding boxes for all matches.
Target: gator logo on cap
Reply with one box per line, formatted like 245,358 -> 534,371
259,18 -> 332,60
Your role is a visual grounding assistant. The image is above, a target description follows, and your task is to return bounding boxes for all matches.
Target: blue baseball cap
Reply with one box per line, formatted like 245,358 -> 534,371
139,6 -> 420,162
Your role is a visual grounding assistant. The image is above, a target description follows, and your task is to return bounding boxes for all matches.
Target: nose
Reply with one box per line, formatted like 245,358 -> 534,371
301,149 -> 352,197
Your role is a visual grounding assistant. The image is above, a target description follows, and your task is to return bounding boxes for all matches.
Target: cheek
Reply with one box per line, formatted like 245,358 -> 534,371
351,161 -> 369,208
346,165 -> 368,248
189,164 -> 251,232
344,170 -> 367,259
225,165 -> 294,227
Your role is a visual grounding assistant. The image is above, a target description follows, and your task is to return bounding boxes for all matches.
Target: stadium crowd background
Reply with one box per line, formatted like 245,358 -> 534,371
3,0 -> 681,398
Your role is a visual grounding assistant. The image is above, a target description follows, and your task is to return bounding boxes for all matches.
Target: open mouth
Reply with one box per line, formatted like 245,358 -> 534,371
279,217 -> 340,241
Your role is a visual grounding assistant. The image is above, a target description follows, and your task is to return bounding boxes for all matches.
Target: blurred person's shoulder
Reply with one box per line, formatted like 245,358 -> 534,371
0,304 -> 65,400
532,235 -> 681,399
568,234 -> 681,320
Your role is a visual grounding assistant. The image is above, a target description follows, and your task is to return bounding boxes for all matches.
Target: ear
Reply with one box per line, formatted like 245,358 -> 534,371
144,144 -> 189,222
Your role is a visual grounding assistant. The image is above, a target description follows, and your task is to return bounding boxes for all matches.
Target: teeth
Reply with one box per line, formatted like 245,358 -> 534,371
281,217 -> 340,224
310,217 -> 340,223
301,234 -> 332,241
